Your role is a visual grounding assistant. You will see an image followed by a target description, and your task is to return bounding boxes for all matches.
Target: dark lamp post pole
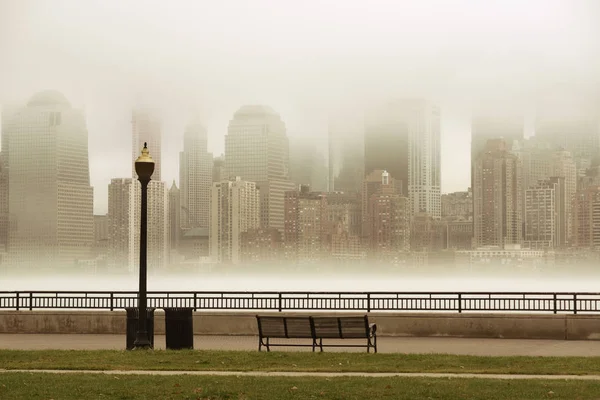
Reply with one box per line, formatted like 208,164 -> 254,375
133,142 -> 155,349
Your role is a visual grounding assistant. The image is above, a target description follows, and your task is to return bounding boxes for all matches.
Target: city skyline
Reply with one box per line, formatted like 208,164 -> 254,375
3,0 -> 599,214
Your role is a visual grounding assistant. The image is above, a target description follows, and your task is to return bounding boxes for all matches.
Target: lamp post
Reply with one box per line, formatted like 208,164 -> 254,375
133,142 -> 155,349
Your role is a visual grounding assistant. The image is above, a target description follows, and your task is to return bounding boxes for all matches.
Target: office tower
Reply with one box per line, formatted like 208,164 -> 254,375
225,105 -> 295,231
473,139 -> 523,248
328,115 -> 364,192
289,139 -> 327,192
551,150 -> 577,243
213,155 -> 226,183
365,99 -> 441,217
471,116 -> 524,163
132,109 -> 162,180
108,178 -> 169,272
179,121 -> 213,229
210,177 -> 260,264
1,91 -> 94,267
572,186 -> 600,249
168,181 -> 181,250
535,116 -> 600,173
283,185 -> 328,262
524,177 -> 566,249
366,171 -> 411,259
326,192 -> 363,262
92,214 -> 109,263
108,178 -> 139,271
361,169 -> 402,239
441,190 -> 472,221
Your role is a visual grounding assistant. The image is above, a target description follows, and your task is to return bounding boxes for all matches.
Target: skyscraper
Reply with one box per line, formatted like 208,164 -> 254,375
108,178 -> 169,272
473,139 -> 523,248
471,116 -> 524,162
168,181 -> 181,251
210,177 -> 260,264
364,102 -> 409,196
289,139 -> 327,192
328,115 -> 364,193
132,109 -> 162,181
2,91 -> 94,268
524,177 -> 566,249
224,105 -> 295,231
179,121 -> 213,230
365,99 -> 441,218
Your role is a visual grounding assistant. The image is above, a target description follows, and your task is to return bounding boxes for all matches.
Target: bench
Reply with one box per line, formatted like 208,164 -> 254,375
256,315 -> 377,353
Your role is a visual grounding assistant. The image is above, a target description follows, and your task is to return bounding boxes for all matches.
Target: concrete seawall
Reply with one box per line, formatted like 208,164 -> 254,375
0,311 -> 599,340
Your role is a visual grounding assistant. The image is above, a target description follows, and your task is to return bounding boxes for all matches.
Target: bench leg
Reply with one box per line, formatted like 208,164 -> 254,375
258,337 -> 262,352
319,338 -> 324,352
266,337 -> 270,352
312,339 -> 317,352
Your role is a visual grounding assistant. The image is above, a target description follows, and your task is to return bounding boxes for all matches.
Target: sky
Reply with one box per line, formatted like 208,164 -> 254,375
1,0 -> 599,214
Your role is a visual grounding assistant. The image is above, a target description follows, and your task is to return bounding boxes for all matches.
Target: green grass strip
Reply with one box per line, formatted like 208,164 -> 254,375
1,349 -> 600,375
0,372 -> 598,399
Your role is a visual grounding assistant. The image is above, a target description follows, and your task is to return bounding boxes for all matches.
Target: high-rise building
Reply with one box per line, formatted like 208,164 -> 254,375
524,177 -> 566,249
361,169 -> 401,239
212,155 -> 226,183
410,213 -> 447,252
289,139 -> 327,192
108,178 -> 169,272
210,177 -> 260,264
326,192 -> 363,262
572,186 -> 600,249
2,91 -> 94,268
168,181 -> 181,250
535,116 -> 600,174
283,185 -> 328,263
225,105 -> 295,231
471,116 -> 524,163
179,121 -> 213,230
364,102 -> 409,196
0,154 -> 8,261
473,139 -> 523,248
551,150 -> 577,243
108,178 -> 139,272
366,170 -> 411,260
132,109 -> 162,181
328,115 -> 364,193
365,99 -> 441,217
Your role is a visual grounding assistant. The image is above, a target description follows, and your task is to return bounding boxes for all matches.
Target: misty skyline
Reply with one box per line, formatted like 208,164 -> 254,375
1,0 -> 599,214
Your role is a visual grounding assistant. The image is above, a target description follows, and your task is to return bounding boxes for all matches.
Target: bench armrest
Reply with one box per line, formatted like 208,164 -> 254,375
369,323 -> 377,336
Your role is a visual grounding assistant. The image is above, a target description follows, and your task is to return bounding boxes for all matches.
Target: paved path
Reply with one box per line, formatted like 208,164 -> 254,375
2,369 -> 600,381
2,334 -> 600,356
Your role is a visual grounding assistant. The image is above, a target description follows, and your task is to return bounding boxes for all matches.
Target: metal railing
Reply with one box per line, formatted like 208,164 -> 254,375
1,291 -> 599,314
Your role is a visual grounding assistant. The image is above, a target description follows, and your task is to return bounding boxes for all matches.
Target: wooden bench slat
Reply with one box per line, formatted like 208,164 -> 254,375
285,317 -> 313,338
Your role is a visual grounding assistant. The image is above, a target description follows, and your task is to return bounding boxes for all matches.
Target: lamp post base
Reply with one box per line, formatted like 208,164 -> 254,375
133,331 -> 152,349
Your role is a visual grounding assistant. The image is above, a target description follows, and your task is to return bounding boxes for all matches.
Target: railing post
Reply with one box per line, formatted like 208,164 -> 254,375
278,292 -> 282,312
110,293 -> 114,311
458,293 -> 462,314
194,293 -> 197,311
29,293 -> 33,311
367,293 -> 371,313
553,293 -> 557,314
16,292 -> 20,311
573,294 -> 578,315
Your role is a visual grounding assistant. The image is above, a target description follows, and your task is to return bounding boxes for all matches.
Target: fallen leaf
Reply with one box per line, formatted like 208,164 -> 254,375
385,385 -> 392,389
548,391 -> 554,396
291,386 -> 298,390
193,388 -> 203,394
174,384 -> 180,387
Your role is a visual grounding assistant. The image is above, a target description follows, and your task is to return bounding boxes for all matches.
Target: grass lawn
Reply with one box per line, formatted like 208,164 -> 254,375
1,372 -> 598,400
1,349 -> 600,375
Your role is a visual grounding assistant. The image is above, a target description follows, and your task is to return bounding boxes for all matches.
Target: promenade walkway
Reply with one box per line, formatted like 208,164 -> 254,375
2,369 -> 600,381
1,334 -> 600,356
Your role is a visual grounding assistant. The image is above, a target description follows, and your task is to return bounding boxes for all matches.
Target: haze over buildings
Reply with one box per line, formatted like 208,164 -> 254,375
1,1 -> 600,272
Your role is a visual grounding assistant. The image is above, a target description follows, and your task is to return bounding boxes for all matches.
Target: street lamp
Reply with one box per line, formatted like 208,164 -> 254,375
133,142 -> 155,349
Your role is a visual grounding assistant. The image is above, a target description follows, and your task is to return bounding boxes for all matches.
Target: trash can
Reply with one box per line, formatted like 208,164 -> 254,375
125,307 -> 155,350
164,307 -> 194,350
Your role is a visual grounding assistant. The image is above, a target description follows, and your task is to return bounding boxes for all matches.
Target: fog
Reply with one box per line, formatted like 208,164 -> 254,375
2,0 -> 599,213
3,265 -> 600,292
